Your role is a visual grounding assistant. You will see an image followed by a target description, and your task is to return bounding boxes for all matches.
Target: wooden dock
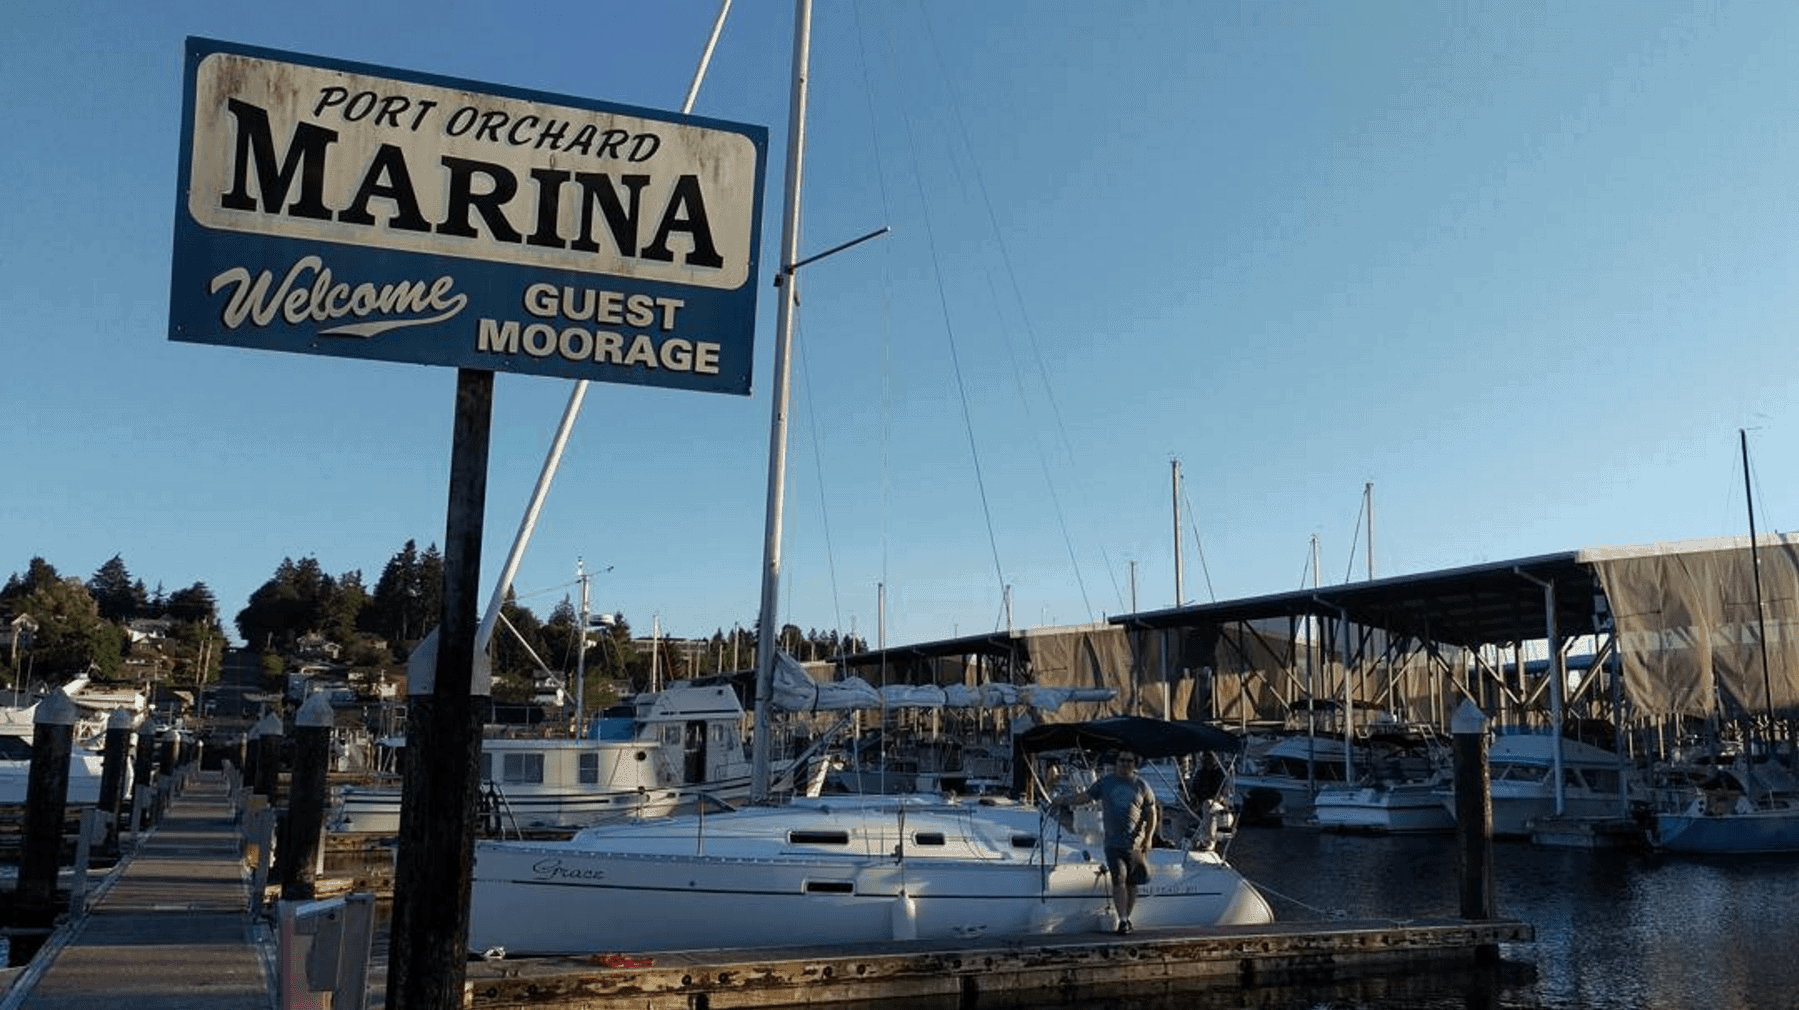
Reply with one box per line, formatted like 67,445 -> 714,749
1529,814 -> 1649,850
0,769 -> 271,1010
461,918 -> 1531,1010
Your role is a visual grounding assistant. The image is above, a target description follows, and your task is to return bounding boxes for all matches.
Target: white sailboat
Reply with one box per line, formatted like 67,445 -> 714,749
470,792 -> 1270,955
468,0 -> 1273,956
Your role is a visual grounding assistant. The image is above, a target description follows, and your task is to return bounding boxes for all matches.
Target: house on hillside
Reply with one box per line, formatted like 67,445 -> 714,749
125,617 -> 174,644
296,632 -> 342,661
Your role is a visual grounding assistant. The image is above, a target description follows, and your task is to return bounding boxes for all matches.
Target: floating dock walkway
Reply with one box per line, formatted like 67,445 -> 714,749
463,917 -> 1530,1010
0,769 -> 273,1010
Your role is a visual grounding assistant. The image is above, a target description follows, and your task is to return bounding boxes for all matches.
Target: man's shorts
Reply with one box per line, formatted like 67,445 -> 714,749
1105,847 -> 1151,885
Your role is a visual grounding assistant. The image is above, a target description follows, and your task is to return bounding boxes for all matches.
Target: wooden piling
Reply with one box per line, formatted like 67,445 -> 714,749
1451,699 -> 1496,963
386,367 -> 494,1010
159,726 -> 183,783
132,722 -> 157,828
17,690 -> 78,926
281,692 -> 334,900
252,712 -> 284,801
98,709 -> 133,854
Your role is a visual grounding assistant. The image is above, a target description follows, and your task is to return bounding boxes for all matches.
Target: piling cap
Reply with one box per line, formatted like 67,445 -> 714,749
1450,698 -> 1488,735
33,689 -> 78,727
252,711 -> 285,739
296,691 -> 335,728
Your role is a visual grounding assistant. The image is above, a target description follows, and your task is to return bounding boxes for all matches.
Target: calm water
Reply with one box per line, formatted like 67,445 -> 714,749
981,825 -> 1799,1010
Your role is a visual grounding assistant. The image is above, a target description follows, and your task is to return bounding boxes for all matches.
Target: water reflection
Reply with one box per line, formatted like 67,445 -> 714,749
943,827 -> 1799,1010
1215,828 -> 1799,1010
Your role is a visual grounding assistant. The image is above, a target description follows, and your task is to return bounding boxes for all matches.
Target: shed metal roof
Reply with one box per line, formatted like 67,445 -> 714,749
1110,551 -> 1605,648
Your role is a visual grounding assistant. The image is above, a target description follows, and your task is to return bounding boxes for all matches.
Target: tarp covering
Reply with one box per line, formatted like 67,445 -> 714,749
1585,536 -> 1799,718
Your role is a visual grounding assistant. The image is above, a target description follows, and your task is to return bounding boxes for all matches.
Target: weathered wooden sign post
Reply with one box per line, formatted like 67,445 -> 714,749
170,38 -> 767,1010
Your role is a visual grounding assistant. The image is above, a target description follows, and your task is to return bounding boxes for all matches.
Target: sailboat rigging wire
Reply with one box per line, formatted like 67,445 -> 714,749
982,265 -> 1098,622
914,1 -> 1110,620
889,31 -> 1008,622
852,2 -> 896,656
793,313 -> 848,644
1180,484 -> 1217,602
474,0 -> 735,658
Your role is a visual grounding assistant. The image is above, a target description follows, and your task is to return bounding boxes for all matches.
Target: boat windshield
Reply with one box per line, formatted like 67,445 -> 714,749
1493,763 -> 1549,784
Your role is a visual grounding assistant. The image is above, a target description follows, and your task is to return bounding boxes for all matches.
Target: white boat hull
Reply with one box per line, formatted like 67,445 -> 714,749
1313,781 -> 1454,834
469,799 -> 1273,955
0,753 -> 108,806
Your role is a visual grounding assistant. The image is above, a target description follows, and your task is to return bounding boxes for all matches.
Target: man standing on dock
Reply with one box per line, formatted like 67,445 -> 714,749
1055,750 -> 1159,934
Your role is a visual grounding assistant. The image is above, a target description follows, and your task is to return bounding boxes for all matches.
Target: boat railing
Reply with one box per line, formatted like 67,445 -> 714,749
478,782 -> 524,840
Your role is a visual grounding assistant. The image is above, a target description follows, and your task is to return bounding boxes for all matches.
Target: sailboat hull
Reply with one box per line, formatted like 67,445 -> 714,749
468,798 -> 1273,955
1655,798 -> 1799,854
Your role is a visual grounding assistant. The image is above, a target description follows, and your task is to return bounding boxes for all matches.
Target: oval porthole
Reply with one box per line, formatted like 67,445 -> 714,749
635,750 -> 647,761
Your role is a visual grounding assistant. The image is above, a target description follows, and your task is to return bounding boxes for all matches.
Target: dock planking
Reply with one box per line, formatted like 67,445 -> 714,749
461,918 -> 1532,1010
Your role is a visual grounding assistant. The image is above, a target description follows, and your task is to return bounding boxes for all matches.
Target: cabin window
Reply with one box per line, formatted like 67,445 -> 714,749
804,880 -> 854,894
479,754 -> 492,781
579,752 -> 600,785
501,753 -> 544,785
913,832 -> 946,846
1495,764 -> 1547,784
1583,768 -> 1621,793
788,830 -> 850,845
1011,834 -> 1039,849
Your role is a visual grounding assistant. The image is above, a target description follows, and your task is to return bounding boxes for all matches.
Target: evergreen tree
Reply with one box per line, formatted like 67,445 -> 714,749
369,540 -> 442,645
1,557 -> 61,606
324,570 -> 369,645
370,540 -> 421,641
236,558 -> 306,650
416,544 -> 445,635
88,554 -> 144,622
165,582 -> 220,628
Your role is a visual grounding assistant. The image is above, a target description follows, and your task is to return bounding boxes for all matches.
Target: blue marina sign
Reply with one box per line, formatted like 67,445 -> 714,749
170,38 -> 768,394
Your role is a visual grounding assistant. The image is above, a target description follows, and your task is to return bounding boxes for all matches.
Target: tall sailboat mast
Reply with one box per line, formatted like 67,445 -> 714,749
1742,428 -> 1776,725
751,0 -> 815,803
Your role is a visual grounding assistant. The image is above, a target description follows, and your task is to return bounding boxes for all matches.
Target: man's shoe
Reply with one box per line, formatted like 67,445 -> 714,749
1116,920 -> 1132,935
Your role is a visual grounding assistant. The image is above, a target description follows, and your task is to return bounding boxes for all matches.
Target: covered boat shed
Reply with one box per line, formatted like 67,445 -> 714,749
1109,535 -> 1799,742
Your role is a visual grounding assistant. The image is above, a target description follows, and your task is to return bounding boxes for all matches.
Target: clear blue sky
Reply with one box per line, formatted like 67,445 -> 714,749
6,1 -> 1798,650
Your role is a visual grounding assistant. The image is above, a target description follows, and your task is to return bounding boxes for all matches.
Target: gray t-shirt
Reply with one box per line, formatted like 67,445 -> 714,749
1083,772 -> 1157,852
